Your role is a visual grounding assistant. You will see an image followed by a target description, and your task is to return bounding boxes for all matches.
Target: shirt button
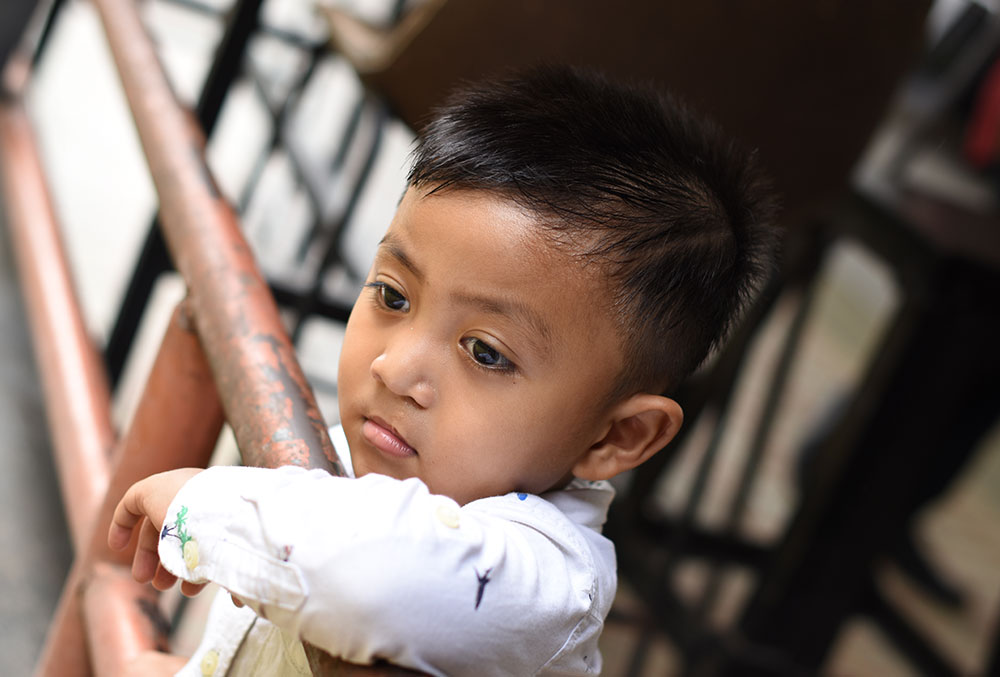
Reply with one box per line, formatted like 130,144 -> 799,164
200,649 -> 219,676
183,540 -> 200,569
435,503 -> 460,529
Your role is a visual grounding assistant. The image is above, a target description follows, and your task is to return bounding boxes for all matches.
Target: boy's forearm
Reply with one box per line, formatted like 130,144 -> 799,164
152,465 -> 604,675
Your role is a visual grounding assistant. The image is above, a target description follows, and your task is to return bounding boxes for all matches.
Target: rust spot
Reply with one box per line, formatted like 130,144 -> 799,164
242,332 -> 335,471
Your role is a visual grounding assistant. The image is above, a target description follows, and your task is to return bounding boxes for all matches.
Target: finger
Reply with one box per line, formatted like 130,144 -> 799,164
131,516 -> 161,584
152,562 -> 178,592
108,521 -> 135,552
181,580 -> 207,597
108,484 -> 146,551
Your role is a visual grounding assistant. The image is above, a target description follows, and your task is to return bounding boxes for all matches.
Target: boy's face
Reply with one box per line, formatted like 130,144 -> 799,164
338,186 -> 624,505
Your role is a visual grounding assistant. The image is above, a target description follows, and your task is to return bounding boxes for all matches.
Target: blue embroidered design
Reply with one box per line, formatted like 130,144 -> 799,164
474,567 -> 493,610
516,493 -> 527,501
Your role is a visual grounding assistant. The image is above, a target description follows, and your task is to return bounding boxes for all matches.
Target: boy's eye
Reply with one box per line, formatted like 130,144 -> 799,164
462,337 -> 515,373
367,282 -> 410,312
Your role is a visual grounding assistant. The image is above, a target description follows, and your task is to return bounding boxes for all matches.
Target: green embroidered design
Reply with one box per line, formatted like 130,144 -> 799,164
161,505 -> 192,548
161,505 -> 199,569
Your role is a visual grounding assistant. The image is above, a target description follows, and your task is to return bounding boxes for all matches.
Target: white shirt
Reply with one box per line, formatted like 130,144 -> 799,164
161,426 -> 617,676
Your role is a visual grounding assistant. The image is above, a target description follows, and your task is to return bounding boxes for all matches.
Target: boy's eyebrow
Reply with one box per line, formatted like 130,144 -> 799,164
379,237 -> 424,281
378,234 -> 553,356
451,291 -> 553,353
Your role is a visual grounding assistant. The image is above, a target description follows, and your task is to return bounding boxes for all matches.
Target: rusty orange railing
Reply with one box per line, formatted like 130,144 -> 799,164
0,0 -> 415,674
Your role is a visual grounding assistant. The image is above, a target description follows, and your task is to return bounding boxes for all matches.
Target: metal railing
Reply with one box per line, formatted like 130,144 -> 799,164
0,0 -> 414,673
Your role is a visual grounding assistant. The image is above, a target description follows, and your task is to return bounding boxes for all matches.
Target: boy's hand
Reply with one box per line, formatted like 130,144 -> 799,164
108,468 -> 205,596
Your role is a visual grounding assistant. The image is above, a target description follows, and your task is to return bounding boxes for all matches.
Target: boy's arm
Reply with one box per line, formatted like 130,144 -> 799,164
113,465 -> 607,676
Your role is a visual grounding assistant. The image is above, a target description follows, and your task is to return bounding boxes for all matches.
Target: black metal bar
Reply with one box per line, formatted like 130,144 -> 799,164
694,268 -> 821,624
269,280 -> 352,324
729,281 -> 941,673
612,528 -> 714,656
604,268 -> 790,673
293,96 -> 375,266
194,0 -> 263,133
159,0 -> 329,50
104,224 -> 171,386
292,95 -> 368,263
242,47 -> 376,270
290,101 -> 387,342
243,54 -> 329,226
236,43 -> 320,213
29,0 -> 65,69
635,516 -> 770,570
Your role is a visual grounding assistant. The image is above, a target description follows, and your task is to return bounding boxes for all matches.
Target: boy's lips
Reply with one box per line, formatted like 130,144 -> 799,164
362,417 -> 418,458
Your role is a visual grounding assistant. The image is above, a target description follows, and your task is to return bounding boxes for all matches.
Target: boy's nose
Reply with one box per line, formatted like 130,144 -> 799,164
370,344 -> 436,409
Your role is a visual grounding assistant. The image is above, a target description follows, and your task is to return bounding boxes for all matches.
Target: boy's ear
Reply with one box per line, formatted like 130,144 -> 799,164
573,394 -> 683,482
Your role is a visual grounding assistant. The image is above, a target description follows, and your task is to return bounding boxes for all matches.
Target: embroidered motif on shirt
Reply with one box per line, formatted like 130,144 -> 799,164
161,505 -> 199,569
474,567 -> 493,610
516,493 -> 527,501
161,505 -> 192,548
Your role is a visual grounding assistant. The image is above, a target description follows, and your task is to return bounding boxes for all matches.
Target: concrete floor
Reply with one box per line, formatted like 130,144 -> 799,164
0,194 -> 73,675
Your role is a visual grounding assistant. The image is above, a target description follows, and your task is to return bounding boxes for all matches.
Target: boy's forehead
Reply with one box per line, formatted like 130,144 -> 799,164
395,184 -> 603,262
383,185 -> 621,352
392,184 -> 552,259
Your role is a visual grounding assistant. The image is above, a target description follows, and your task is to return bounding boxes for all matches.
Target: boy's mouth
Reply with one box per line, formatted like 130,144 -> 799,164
362,417 -> 418,458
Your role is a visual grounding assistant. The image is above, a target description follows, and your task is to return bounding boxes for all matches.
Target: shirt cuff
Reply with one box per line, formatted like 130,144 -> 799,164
156,466 -> 309,612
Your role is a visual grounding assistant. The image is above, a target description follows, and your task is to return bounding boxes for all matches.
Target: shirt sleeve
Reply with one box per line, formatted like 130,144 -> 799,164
157,465 -> 606,676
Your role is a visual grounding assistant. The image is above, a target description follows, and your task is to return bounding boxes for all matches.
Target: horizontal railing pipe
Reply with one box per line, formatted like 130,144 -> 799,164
35,303 -> 226,677
88,1 -> 416,674
8,0 -> 420,672
90,0 -> 341,474
83,562 -> 169,677
0,91 -> 114,553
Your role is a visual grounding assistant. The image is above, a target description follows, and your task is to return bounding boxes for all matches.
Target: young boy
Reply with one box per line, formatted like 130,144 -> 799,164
109,66 -> 777,676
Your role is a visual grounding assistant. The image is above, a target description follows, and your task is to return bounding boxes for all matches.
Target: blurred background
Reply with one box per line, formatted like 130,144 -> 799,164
1,0 -> 999,674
